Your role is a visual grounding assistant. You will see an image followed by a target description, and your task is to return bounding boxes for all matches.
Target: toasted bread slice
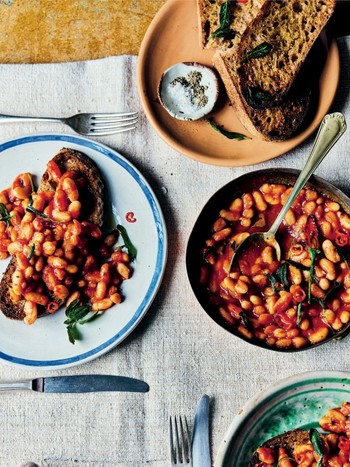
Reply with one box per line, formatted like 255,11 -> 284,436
236,0 -> 335,107
214,50 -> 311,141
0,257 -> 25,320
39,148 -> 104,227
0,148 -> 104,321
249,429 -> 315,466
196,0 -> 265,51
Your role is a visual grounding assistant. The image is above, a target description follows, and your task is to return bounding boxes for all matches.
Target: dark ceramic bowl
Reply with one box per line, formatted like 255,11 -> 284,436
186,168 -> 350,352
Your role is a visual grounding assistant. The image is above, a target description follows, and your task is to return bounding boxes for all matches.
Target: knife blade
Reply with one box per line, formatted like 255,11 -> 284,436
0,374 -> 149,393
192,394 -> 211,467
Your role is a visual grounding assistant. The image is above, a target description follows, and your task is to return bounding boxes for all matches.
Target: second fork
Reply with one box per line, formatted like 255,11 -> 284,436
0,111 -> 138,136
169,415 -> 192,466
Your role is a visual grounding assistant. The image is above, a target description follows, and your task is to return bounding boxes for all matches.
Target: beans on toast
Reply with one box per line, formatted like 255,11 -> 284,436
0,148 -> 105,323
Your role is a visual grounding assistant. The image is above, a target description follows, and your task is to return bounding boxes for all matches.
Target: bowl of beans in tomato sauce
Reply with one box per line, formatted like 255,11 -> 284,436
186,169 -> 350,351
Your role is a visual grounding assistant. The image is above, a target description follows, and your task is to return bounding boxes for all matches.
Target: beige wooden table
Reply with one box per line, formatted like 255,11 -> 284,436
0,3 -> 350,467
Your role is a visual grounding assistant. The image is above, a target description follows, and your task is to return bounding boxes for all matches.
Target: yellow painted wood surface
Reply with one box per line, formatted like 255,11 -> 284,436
0,0 -> 165,63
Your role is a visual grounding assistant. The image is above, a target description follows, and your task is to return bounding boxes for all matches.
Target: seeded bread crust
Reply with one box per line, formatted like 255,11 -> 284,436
236,0 -> 336,107
196,0 -> 265,51
249,429 -> 314,466
213,50 -> 311,141
0,148 -> 105,321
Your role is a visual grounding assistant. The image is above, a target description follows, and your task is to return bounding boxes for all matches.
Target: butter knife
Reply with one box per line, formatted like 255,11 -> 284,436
192,394 -> 211,467
0,374 -> 149,393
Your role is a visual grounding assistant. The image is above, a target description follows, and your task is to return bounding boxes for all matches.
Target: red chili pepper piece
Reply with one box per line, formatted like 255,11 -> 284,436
125,211 -> 136,223
335,228 -> 349,247
305,215 -> 319,248
46,301 -> 60,314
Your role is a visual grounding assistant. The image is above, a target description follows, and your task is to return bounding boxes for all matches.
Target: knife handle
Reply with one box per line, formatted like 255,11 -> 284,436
0,381 -> 32,392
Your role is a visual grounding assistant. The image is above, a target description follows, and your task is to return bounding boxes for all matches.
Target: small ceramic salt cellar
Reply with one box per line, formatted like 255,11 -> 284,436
158,62 -> 219,121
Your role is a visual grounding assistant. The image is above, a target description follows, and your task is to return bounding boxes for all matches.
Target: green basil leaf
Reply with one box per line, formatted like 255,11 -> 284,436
219,1 -> 232,29
266,273 -> 277,293
285,259 -> 309,271
64,300 -> 91,323
310,428 -> 324,466
0,202 -> 12,228
248,87 -> 274,103
209,1 -> 234,39
324,281 -> 342,303
28,173 -> 35,194
26,205 -> 50,220
66,323 -> 81,345
337,245 -> 350,271
242,42 -> 272,62
117,224 -> 137,261
307,248 -> 321,303
64,300 -> 99,344
208,118 -> 251,140
276,262 -> 289,287
240,311 -> 251,329
28,244 -> 35,261
227,240 -> 237,275
210,27 -> 235,39
78,313 -> 102,325
296,302 -> 303,326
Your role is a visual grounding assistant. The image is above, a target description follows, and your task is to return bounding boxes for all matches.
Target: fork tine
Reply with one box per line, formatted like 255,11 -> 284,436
90,118 -> 138,130
174,416 -> 181,463
87,124 -> 137,136
90,116 -> 138,125
180,416 -> 191,463
90,111 -> 138,119
169,415 -> 191,465
169,416 -> 175,463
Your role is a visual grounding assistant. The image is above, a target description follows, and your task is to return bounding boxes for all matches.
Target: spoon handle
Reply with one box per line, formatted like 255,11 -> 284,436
268,112 -> 347,236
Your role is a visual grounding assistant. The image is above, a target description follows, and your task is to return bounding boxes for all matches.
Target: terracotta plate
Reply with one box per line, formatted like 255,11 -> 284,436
137,0 -> 340,167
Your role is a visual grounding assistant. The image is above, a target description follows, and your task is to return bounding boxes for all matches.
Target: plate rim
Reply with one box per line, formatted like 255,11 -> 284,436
137,0 -> 340,167
0,133 -> 168,369
214,369 -> 350,466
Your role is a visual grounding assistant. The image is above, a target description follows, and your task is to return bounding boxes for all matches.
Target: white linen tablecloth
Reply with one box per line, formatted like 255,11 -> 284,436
0,37 -> 350,467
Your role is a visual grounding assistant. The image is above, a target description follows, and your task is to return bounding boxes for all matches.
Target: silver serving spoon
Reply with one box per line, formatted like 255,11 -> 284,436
232,112 -> 347,268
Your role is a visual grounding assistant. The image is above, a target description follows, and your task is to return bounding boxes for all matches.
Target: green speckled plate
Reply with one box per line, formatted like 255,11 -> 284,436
214,371 -> 350,467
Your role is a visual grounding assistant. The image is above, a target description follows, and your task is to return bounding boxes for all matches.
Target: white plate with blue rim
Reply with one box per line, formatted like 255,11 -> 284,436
0,134 -> 167,370
214,370 -> 350,466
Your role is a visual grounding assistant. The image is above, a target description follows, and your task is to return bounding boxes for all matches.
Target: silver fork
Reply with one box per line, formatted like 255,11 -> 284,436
0,111 -> 138,136
169,415 -> 192,466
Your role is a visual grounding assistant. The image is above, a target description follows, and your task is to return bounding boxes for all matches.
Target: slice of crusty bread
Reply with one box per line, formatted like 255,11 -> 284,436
236,0 -> 336,107
214,50 -> 311,140
0,258 -> 26,320
39,147 -> 104,227
0,148 -> 104,321
196,0 -> 265,51
249,429 -> 314,466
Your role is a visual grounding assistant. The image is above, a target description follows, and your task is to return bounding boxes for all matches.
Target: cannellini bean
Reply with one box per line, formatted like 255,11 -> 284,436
308,327 -> 329,344
273,291 -> 293,313
23,300 -> 38,325
92,298 -> 113,311
319,257 -> 337,280
212,228 -> 232,242
252,191 -> 267,211
322,239 -> 341,263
